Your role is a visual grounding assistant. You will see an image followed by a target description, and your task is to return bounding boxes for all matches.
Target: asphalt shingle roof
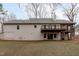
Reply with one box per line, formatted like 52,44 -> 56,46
3,18 -> 75,25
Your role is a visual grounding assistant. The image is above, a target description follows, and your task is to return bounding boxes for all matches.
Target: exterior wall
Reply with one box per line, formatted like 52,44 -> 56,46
75,27 -> 79,35
3,25 -> 43,40
0,23 -> 2,33
43,33 -> 61,40
75,31 -> 79,35
2,24 -> 73,40
53,33 -> 61,40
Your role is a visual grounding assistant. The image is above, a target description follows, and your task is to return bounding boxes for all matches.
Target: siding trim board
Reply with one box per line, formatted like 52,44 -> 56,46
3,23 -> 75,25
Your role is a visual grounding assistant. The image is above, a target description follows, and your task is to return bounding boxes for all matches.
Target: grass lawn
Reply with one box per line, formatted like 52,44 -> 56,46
0,40 -> 79,56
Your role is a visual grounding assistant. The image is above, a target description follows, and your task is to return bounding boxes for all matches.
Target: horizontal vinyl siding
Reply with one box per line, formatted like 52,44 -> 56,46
3,25 -> 43,40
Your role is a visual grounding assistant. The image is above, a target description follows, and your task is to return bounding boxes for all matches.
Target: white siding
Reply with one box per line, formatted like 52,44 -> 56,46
3,25 -> 43,40
53,33 -> 61,40
3,24 -> 61,40
0,23 -> 2,33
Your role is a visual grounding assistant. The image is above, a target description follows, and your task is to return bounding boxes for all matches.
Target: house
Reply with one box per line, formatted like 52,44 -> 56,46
2,18 -> 75,40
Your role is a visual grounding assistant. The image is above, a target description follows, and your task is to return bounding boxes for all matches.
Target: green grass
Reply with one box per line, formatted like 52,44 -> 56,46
0,40 -> 79,56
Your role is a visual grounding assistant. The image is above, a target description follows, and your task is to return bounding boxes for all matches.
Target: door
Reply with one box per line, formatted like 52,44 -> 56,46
47,34 -> 53,40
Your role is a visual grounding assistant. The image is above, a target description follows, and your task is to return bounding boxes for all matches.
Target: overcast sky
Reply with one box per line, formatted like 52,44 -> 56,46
2,3 -> 79,24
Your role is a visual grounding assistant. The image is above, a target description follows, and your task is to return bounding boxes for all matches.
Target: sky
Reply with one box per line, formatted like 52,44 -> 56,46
3,3 -> 28,19
2,3 -> 79,24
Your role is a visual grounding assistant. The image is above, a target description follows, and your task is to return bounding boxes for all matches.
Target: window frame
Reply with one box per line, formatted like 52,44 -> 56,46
34,25 -> 37,28
17,25 -> 20,30
44,34 -> 46,38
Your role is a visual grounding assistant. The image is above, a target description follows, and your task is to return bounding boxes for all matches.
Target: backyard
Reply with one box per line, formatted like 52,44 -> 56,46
0,40 -> 79,56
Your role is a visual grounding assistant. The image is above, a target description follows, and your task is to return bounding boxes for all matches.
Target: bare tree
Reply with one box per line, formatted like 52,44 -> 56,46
19,3 -> 61,19
7,12 -> 16,20
48,3 -> 60,19
25,3 -> 49,18
0,10 -> 16,22
60,3 -> 79,39
0,3 -> 7,33
60,3 -> 79,22
0,4 -> 16,33
37,4 -> 49,18
25,3 -> 40,18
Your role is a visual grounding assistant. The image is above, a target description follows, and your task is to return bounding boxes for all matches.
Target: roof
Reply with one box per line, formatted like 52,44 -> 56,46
3,18 -> 75,25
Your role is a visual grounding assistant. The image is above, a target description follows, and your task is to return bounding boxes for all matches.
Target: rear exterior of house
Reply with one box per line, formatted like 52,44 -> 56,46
2,18 -> 75,40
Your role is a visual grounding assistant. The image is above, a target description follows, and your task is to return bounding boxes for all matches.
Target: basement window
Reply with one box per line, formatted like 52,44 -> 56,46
17,25 -> 20,30
34,25 -> 37,28
44,34 -> 46,38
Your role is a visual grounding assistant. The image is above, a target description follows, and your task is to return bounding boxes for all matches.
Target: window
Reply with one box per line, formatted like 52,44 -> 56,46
44,25 -> 46,29
17,25 -> 20,30
44,34 -> 46,38
54,34 -> 57,38
34,25 -> 37,28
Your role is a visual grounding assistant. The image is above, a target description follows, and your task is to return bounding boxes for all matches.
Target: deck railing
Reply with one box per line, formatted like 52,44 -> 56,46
41,25 -> 70,31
